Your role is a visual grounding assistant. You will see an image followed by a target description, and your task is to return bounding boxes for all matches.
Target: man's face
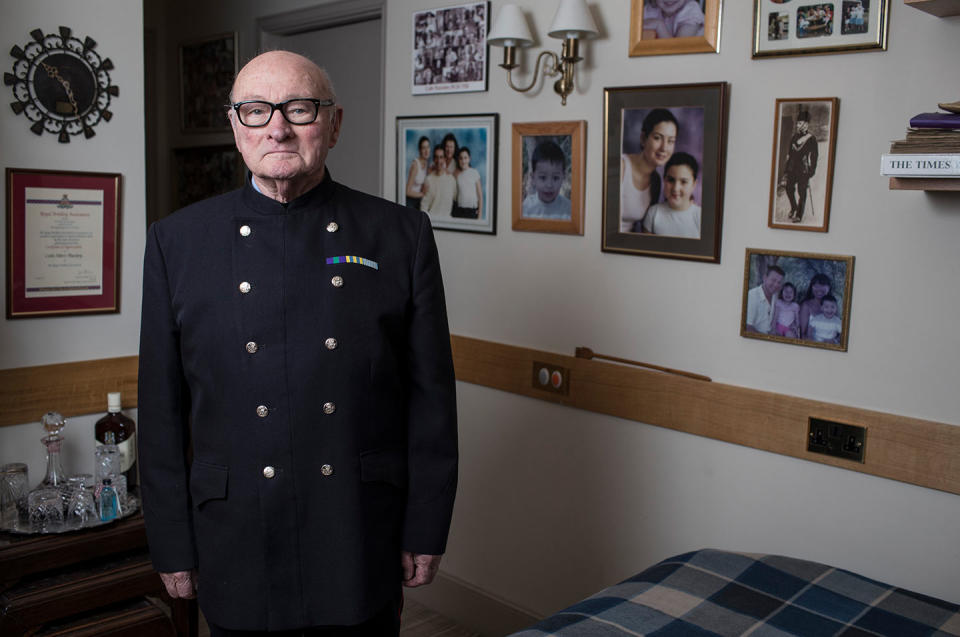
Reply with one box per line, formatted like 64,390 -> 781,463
763,270 -> 784,298
229,52 -> 342,188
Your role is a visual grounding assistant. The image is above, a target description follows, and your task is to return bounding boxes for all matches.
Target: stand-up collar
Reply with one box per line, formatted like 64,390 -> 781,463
241,170 -> 337,215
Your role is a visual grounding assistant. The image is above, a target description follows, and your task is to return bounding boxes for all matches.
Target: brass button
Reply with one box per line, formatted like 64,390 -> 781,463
320,464 -> 333,476
239,281 -> 251,294
240,225 -> 251,237
326,222 -> 339,233
246,341 -> 258,353
331,275 -> 343,288
322,402 -> 336,415
263,466 -> 275,479
256,405 -> 268,418
324,337 -> 338,350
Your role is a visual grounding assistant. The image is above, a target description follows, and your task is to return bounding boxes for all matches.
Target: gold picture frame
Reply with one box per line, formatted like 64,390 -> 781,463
511,121 -> 586,235
740,248 -> 855,351
629,0 -> 722,56
753,0 -> 889,58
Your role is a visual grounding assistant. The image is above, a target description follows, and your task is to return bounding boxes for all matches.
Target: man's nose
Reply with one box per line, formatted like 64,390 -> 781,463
264,109 -> 293,140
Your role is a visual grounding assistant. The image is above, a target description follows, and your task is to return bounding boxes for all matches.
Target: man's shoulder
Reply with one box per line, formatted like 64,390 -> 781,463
153,189 -> 243,234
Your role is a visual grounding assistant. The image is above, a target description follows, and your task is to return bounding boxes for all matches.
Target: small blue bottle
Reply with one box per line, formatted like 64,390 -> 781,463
99,478 -> 118,522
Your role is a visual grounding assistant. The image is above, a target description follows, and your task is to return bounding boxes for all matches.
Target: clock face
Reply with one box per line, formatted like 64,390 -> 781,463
4,26 -> 118,143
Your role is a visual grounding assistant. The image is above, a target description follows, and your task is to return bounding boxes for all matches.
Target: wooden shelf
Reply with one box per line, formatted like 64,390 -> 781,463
889,177 -> 960,190
904,0 -> 960,17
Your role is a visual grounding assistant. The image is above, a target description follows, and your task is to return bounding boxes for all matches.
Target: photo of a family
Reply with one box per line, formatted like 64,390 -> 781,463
620,106 -> 705,239
412,2 -> 488,95
740,249 -> 854,351
397,114 -> 498,234
602,82 -> 727,262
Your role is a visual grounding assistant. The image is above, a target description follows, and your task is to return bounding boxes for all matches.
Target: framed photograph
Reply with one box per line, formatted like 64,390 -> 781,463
753,0 -> 889,58
412,2 -> 489,95
602,82 -> 728,262
768,98 -> 839,232
511,121 -> 586,235
629,0 -> 722,56
6,168 -> 121,318
740,248 -> 854,351
172,145 -> 246,210
179,32 -> 238,132
396,113 -> 498,234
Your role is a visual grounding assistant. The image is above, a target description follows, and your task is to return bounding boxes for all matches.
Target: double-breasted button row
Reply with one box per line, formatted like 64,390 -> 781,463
322,402 -> 336,415
326,221 -> 338,233
256,405 -> 268,417
240,224 -> 251,237
331,275 -> 343,288
239,281 -> 251,294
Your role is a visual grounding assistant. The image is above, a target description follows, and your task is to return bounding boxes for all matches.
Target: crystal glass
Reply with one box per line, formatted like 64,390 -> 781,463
28,486 -> 65,532
39,411 -> 68,488
65,475 -> 97,529
1,463 -> 29,528
94,443 -> 121,483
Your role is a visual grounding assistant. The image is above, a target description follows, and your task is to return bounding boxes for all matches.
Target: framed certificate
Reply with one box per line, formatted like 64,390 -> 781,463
6,168 -> 122,318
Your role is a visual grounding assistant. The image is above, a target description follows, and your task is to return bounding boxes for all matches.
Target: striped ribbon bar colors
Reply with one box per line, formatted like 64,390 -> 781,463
325,256 -> 379,270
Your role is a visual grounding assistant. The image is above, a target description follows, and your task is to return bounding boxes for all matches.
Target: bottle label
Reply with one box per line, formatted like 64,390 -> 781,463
96,434 -> 136,474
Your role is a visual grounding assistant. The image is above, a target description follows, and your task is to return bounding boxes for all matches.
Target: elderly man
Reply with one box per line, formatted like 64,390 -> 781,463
138,51 -> 458,635
745,265 -> 785,334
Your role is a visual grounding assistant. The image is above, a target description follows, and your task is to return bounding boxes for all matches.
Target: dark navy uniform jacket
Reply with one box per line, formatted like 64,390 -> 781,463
137,173 -> 458,631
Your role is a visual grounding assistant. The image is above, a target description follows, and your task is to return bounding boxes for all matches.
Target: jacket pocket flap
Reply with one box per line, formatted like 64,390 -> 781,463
190,460 -> 228,506
360,446 -> 407,488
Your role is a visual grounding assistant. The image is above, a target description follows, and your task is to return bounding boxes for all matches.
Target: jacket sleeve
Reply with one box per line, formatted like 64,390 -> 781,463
138,222 -> 197,572
402,212 -> 458,556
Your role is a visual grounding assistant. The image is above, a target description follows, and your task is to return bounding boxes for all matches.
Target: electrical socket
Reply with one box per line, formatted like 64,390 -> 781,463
807,417 -> 866,463
531,361 -> 569,395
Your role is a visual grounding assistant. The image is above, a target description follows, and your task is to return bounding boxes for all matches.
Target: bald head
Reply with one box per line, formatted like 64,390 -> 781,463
231,50 -> 336,104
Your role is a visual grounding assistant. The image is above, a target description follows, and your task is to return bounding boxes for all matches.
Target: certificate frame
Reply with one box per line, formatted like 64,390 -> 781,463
6,168 -> 122,318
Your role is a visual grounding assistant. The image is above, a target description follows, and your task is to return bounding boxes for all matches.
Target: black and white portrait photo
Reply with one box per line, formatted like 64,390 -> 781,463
768,98 -> 838,232
412,2 -> 489,95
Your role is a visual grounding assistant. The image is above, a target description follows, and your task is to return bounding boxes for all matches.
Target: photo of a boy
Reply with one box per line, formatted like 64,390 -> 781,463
806,294 -> 842,344
638,152 -> 701,239
522,139 -> 571,220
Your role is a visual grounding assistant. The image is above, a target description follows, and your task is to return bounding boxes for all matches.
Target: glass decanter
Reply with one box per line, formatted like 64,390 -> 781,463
39,411 -> 68,488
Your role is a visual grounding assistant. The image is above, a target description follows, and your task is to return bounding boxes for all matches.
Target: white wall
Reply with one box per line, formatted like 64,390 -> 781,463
0,0 -> 145,479
382,1 -> 960,613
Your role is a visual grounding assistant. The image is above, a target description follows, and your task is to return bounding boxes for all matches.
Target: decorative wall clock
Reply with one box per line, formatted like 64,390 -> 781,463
4,26 -> 119,143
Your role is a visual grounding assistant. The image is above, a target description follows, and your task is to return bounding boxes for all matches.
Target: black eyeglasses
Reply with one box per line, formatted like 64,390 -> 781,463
230,98 -> 335,127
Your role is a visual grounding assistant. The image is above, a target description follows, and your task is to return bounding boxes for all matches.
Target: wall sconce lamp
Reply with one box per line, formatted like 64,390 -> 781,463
486,0 -> 598,106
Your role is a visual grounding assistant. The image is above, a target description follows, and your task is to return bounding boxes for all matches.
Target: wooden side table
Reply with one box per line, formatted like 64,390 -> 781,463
0,513 -> 197,636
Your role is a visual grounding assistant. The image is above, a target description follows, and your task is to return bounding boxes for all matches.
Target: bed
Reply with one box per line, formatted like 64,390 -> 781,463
510,549 -> 960,636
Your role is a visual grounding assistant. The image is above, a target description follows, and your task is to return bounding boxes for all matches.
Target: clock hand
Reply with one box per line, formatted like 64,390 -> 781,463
40,61 -> 79,116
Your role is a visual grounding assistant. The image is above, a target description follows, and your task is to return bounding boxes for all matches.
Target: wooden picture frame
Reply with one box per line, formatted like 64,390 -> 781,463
511,121 -> 586,235
629,0 -> 722,56
6,168 -> 121,318
172,145 -> 246,211
753,0 -> 889,58
412,2 -> 490,95
768,97 -> 839,232
179,32 -> 238,132
602,82 -> 728,262
396,113 -> 498,234
740,248 -> 854,351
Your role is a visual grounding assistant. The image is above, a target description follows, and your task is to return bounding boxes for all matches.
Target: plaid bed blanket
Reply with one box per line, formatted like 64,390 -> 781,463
510,549 -> 960,636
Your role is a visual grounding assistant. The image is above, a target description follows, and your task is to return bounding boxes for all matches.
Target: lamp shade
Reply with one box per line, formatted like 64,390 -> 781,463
547,0 -> 599,39
487,3 -> 535,47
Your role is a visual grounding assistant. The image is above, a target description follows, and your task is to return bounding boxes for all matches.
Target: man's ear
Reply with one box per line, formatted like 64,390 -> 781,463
328,106 -> 344,148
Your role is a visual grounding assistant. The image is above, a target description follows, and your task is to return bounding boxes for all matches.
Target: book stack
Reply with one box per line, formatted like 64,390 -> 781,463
881,105 -> 960,178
